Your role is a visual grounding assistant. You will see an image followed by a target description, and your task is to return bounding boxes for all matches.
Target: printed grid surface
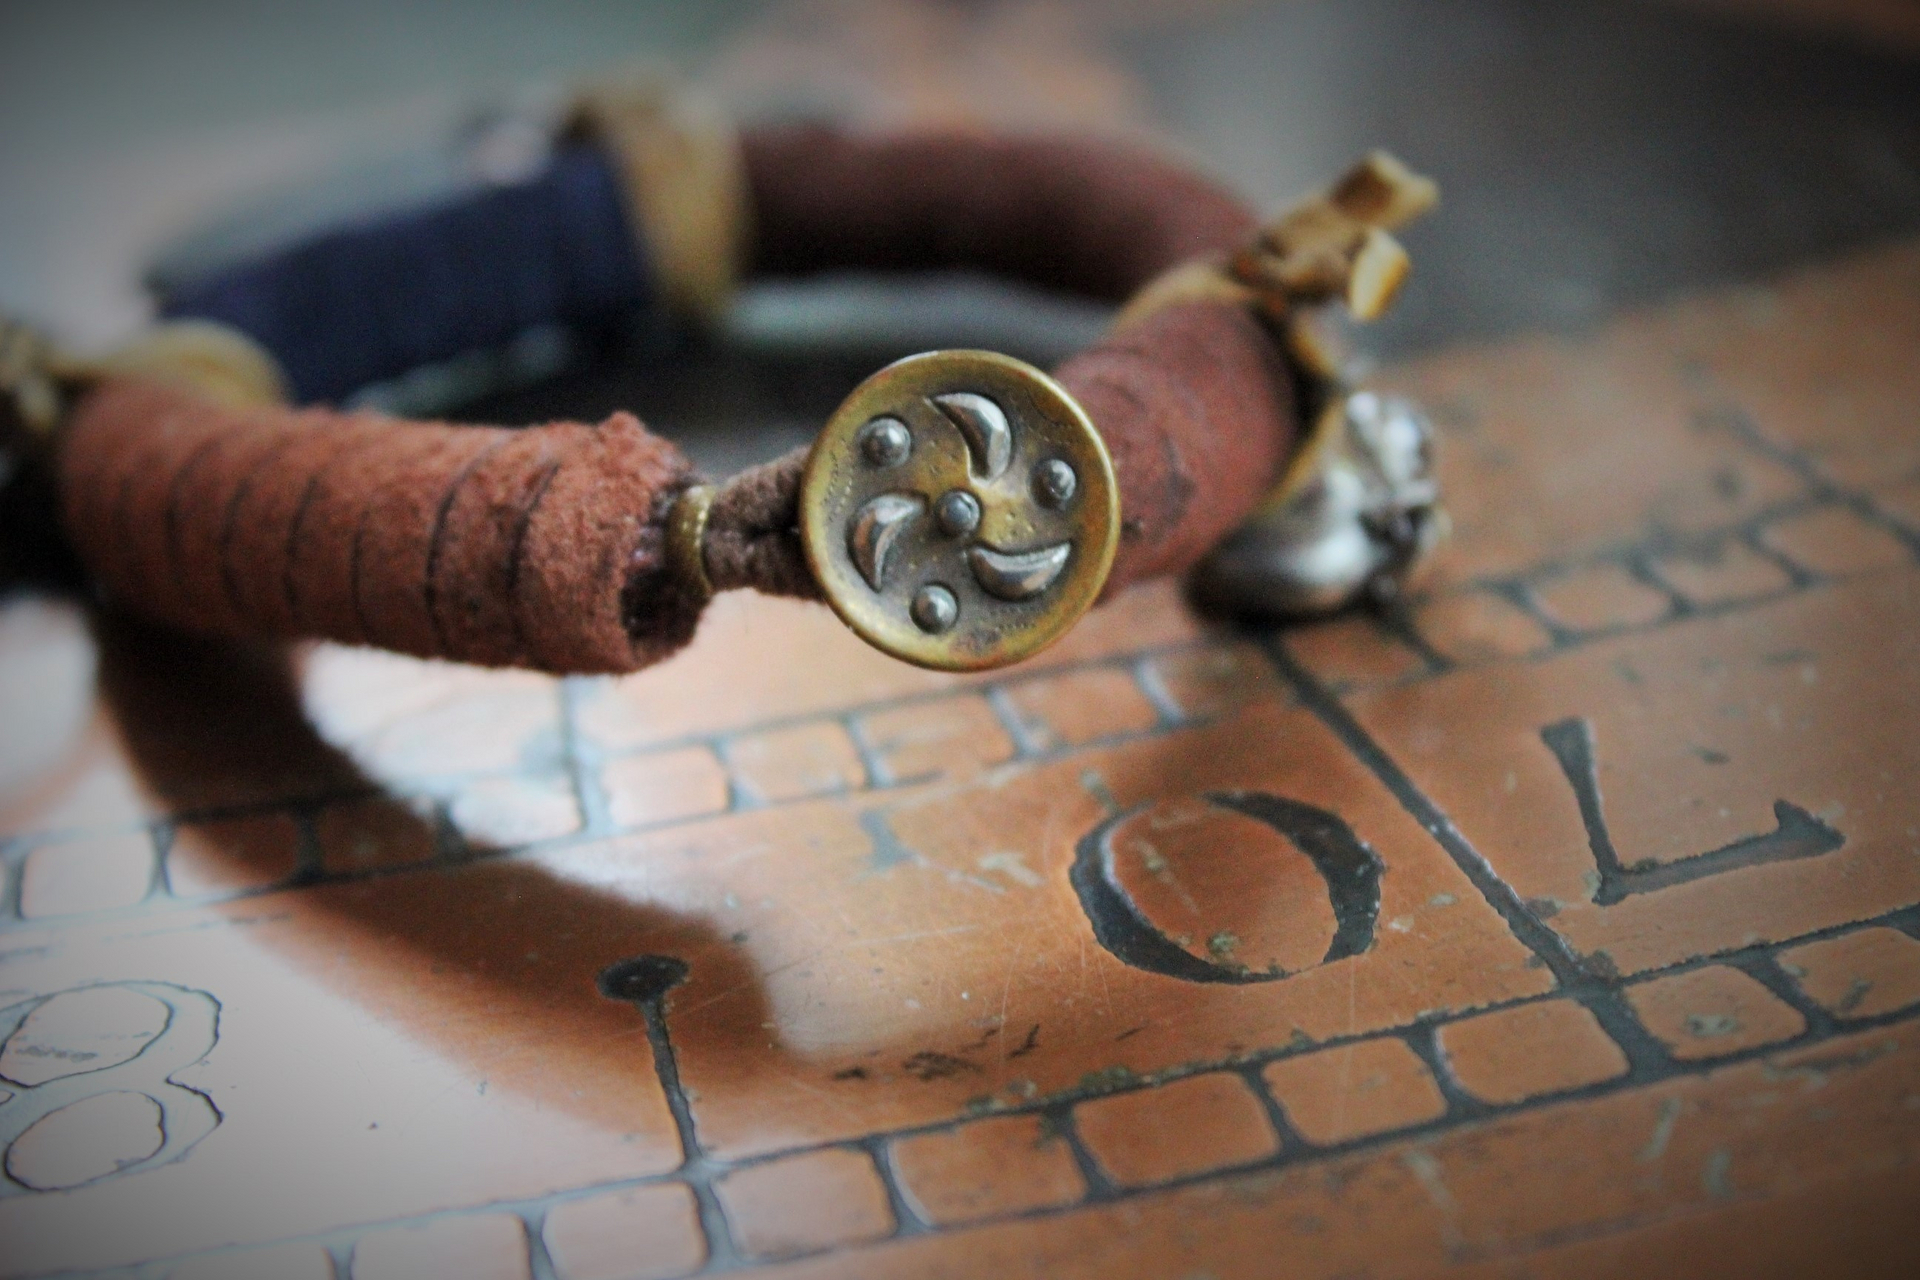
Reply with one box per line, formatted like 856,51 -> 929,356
3,241 -> 1920,1280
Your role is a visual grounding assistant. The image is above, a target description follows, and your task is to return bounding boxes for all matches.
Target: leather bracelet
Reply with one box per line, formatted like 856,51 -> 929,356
8,80 -> 1444,675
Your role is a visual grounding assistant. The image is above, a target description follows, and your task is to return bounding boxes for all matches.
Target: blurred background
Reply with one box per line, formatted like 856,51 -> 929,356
5,0 -> 1920,475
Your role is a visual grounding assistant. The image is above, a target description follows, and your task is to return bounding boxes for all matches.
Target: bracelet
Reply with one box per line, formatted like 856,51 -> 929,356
5,76 -> 1443,675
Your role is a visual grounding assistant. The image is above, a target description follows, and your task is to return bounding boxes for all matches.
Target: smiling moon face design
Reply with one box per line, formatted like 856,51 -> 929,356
801,350 -> 1120,671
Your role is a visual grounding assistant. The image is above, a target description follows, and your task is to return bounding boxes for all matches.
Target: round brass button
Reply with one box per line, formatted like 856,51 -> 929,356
800,350 -> 1119,671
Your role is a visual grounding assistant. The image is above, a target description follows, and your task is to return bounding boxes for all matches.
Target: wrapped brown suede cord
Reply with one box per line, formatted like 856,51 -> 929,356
62,380 -> 698,673
741,125 -> 1259,299
55,127 -> 1298,673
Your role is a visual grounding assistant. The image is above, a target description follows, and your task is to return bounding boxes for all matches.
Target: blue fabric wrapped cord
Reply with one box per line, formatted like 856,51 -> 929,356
158,144 -> 654,404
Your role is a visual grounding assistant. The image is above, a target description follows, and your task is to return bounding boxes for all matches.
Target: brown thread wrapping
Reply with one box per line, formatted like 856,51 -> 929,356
353,427 -> 501,659
283,416 -> 406,644
57,127 -> 1296,673
516,412 -> 696,672
105,398 -> 232,628
60,379 -> 694,673
166,416 -> 302,634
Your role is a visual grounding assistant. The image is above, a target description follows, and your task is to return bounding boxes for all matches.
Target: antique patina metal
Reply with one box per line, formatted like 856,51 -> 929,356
1191,389 -> 1445,617
1109,151 -> 1447,621
800,349 -> 1118,671
664,481 -> 717,604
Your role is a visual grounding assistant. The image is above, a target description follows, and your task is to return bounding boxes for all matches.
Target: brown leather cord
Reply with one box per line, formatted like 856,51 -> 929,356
62,378 -> 693,673
55,126 -> 1297,673
702,454 -> 820,599
1059,300 -> 1296,596
742,125 -> 1258,300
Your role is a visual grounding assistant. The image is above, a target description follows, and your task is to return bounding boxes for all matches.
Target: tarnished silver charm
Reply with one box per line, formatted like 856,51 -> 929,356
1192,390 -> 1446,618
801,350 -> 1120,671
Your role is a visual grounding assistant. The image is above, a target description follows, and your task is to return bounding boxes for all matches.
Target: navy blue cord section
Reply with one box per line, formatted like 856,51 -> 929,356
157,144 -> 655,404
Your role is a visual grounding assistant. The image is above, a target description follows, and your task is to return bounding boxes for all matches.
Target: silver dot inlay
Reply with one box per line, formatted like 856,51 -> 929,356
1033,458 -> 1078,509
934,490 -> 982,538
910,584 -> 959,633
860,417 -> 912,468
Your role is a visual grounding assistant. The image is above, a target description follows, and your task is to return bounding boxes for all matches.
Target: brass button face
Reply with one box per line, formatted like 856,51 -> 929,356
801,350 -> 1119,671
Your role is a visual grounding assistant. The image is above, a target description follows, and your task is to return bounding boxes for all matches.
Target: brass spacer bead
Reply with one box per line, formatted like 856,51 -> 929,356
93,320 -> 290,408
665,483 -> 717,604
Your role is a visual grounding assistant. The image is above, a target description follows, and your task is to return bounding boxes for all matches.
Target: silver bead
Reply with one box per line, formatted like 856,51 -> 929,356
1032,458 -> 1078,508
910,584 -> 960,633
1191,391 -> 1446,619
934,489 -> 982,537
859,417 -> 912,467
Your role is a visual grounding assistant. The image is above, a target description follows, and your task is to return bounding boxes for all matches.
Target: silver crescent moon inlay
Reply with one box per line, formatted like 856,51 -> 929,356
849,493 -> 925,591
933,392 -> 1012,479
967,543 -> 1072,601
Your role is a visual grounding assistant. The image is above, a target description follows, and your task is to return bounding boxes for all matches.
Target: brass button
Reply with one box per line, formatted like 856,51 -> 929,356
800,350 -> 1119,671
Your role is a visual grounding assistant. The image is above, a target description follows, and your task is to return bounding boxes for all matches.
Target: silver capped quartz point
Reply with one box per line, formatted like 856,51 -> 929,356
1192,390 -> 1447,619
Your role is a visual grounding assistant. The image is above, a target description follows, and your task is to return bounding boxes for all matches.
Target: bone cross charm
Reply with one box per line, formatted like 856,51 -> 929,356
801,350 -> 1119,671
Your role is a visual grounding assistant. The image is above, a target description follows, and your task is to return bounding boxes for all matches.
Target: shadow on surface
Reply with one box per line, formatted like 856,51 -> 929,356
455,0 -> 1920,450
89,612 -> 778,1137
